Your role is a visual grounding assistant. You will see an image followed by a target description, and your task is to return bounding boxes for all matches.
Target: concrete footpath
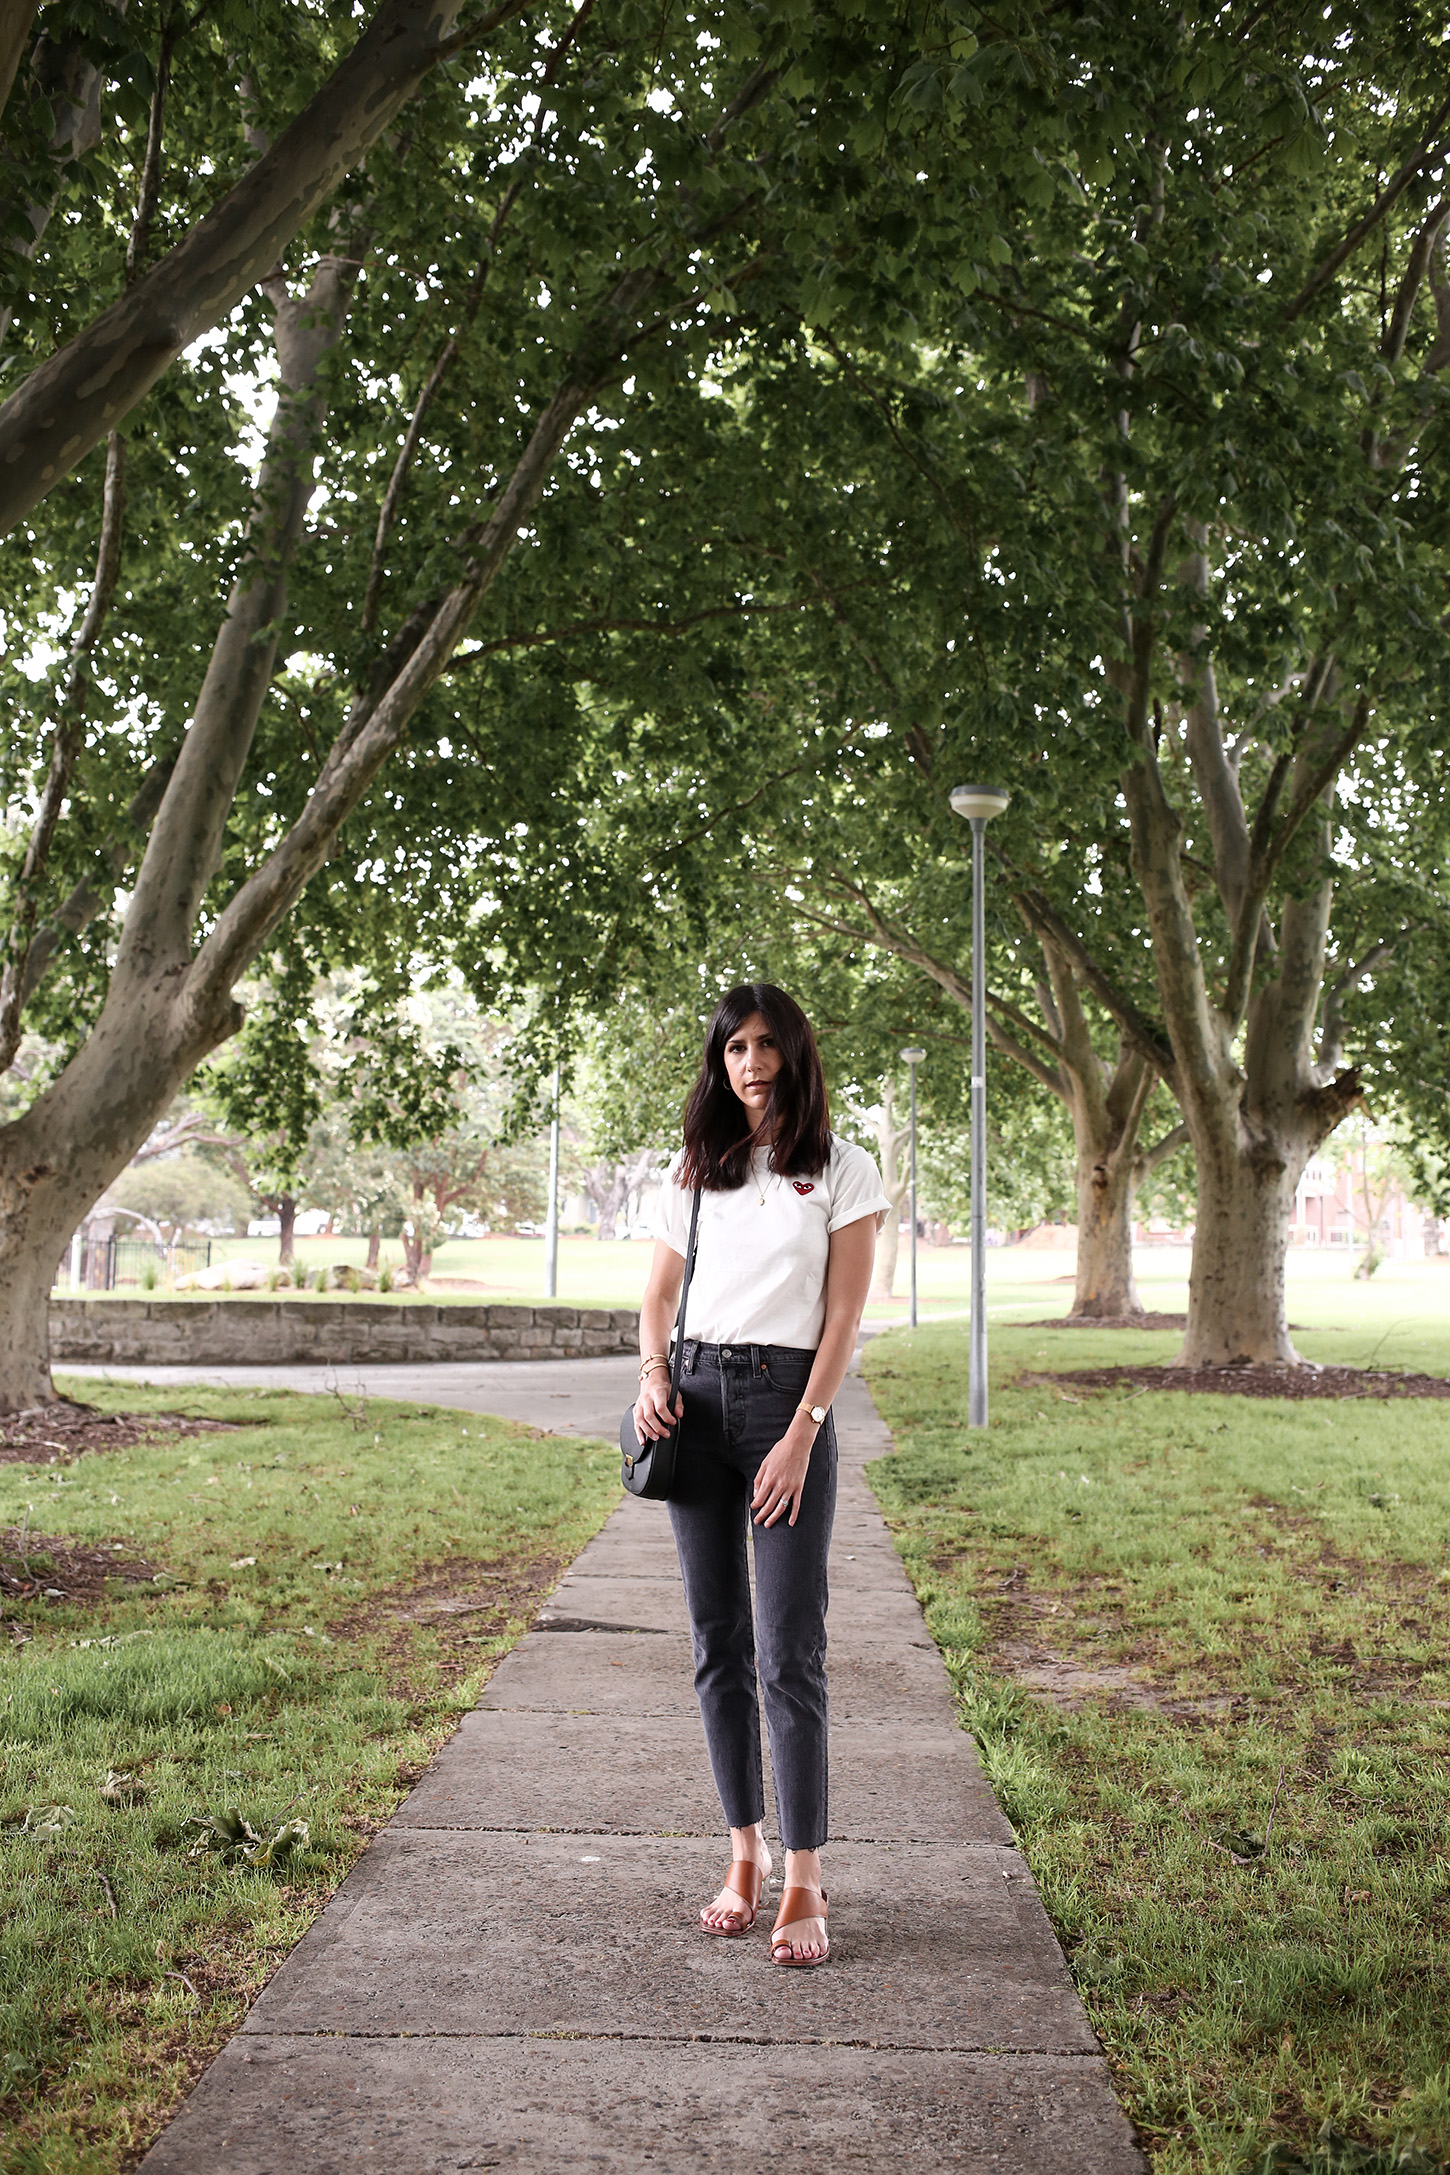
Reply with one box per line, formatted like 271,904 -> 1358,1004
125,1360 -> 1144,2173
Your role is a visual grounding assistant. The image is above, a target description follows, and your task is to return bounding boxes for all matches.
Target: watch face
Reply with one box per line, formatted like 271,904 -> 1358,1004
811,1404 -> 826,1423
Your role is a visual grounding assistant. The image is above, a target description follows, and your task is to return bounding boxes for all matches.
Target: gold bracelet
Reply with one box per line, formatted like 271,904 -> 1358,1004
638,1357 -> 670,1379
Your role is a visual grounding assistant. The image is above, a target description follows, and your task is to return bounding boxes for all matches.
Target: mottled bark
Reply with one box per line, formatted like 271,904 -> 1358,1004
863,1081 -> 909,1298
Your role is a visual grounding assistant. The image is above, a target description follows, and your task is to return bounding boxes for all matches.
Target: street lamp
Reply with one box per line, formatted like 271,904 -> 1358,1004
899,1047 -> 926,1329
544,1066 -> 561,1300
949,782 -> 1011,1427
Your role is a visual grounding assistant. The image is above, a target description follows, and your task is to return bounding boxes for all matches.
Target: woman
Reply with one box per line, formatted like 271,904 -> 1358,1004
632,983 -> 888,1968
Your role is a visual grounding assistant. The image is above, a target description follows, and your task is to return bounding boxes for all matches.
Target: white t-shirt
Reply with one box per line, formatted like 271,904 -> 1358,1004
650,1137 -> 889,1350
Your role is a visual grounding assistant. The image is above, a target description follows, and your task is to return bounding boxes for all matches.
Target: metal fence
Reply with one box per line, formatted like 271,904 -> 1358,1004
54,1236 -> 212,1293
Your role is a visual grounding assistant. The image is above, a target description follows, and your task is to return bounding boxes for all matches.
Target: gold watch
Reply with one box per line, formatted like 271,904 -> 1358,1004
798,1402 -> 827,1426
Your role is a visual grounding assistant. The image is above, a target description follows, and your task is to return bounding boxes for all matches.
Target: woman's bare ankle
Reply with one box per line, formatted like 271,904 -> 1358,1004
783,1846 -> 822,1894
729,1822 -> 771,1871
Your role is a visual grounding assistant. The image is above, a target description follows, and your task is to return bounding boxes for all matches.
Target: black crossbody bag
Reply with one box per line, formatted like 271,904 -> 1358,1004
619,1188 -> 701,1500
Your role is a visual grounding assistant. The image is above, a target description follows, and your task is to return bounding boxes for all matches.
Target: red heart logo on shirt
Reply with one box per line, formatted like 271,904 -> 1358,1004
792,1181 -> 815,1195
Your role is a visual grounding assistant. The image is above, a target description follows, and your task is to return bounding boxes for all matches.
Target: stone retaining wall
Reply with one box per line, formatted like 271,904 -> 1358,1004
49,1298 -> 640,1367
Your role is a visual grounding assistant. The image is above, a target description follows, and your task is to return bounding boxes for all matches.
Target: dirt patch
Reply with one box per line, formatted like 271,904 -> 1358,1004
1004,1647 -> 1236,1716
0,1400 -> 241,1466
980,1575 -> 1229,1715
328,1549 -> 568,1701
0,1530 -> 167,1604
1015,1363 -> 1450,1400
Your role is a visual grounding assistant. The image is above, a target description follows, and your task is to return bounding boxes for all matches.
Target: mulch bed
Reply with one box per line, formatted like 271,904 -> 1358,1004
1,1531 -> 167,1604
1017,1364 -> 1450,1400
1023,1314 -> 1317,1333
1025,1312 -> 1189,1331
0,1399 -> 239,1466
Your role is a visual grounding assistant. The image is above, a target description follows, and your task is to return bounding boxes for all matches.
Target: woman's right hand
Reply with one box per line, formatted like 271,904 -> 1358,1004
632,1369 -> 682,1442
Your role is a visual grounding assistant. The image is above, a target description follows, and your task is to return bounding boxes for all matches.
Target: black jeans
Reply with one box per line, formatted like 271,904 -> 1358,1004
668,1340 -> 837,1852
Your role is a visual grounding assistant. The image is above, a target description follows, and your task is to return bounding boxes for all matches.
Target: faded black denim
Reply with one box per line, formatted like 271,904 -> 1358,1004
667,1339 -> 836,1851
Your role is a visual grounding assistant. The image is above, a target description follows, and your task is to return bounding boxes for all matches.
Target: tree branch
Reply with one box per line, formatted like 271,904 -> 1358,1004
444,586 -> 856,665
361,0 -> 598,629
154,55 -> 777,1031
1005,869 -> 1176,1074
1383,198 -> 1450,364
1269,688 -> 1372,876
125,11 -> 180,283
1283,94 -> 1450,323
784,883 -> 1071,1099
0,0 -> 534,533
1134,1120 -> 1189,1176
0,4 -> 39,119
130,1110 -> 245,1164
183,377 -> 594,1020
1317,932 -> 1407,1072
19,758 -> 173,1002
118,249 -> 365,980
0,431 -> 126,1073
1178,525 -> 1251,922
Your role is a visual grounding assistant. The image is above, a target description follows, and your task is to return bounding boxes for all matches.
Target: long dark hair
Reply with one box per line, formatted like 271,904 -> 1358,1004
679,983 -> 832,1191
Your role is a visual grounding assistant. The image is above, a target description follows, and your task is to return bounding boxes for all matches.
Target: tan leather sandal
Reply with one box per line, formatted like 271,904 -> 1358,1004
700,1859 -> 764,1937
770,1885 -> 829,1967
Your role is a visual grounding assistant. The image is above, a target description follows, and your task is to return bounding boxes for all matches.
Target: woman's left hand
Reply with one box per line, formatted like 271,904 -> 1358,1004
751,1417 -> 817,1528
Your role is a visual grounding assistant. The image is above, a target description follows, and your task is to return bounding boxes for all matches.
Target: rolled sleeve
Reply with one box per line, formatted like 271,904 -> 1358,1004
827,1142 -> 892,1233
649,1156 -> 691,1258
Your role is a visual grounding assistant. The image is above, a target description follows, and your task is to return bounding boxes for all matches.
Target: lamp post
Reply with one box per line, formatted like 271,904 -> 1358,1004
899,1047 -> 926,1328
949,782 -> 1011,1427
544,1066 -> 561,1300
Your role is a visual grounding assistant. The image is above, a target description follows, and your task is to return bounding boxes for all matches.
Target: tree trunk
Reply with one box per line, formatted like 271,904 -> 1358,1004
1178,1132 -> 1303,1365
865,1079 -> 910,1299
1041,963 -> 1159,1323
1070,1138 -> 1142,1318
365,1226 -> 380,1269
0,1236 -> 59,1412
0,981 -> 235,1407
277,1194 -> 296,1262
873,1210 -> 902,1299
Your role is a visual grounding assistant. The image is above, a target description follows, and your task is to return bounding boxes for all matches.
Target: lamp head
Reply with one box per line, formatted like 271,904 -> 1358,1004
900,1047 -> 927,1064
949,783 -> 1011,822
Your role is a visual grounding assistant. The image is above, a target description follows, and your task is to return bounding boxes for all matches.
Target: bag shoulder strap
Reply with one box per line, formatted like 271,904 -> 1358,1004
668,1188 -> 702,1405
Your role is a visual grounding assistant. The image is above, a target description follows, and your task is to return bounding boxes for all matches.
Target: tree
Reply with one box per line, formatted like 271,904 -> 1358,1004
1328,1116 -> 1415,1281
578,3 -> 1450,1361
841,1079 -> 910,1299
856,9 -> 1450,1364
1,0 -> 1084,1406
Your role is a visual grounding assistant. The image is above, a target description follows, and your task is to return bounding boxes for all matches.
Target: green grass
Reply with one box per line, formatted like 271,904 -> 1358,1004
0,1382 -> 618,2172
862,1317 -> 1450,2175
